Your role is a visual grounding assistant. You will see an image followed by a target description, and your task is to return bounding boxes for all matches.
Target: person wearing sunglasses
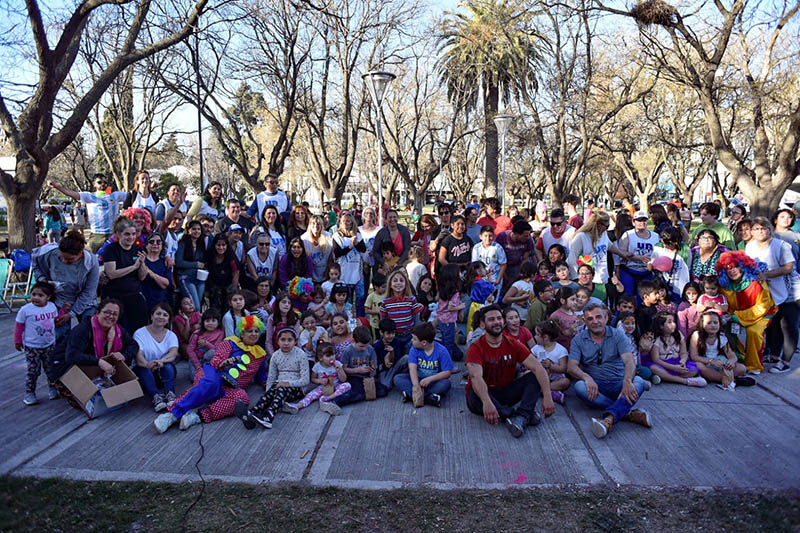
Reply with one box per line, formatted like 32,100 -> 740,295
48,174 -> 128,253
534,208 -> 576,264
140,232 -> 173,312
567,302 -> 653,439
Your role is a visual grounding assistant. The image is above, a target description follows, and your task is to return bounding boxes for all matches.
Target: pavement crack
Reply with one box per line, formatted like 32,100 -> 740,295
301,414 -> 334,481
563,402 -> 614,486
756,382 -> 800,410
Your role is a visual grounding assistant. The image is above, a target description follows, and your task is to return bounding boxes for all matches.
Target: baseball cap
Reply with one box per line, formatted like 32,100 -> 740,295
633,210 -> 649,220
229,224 -> 244,232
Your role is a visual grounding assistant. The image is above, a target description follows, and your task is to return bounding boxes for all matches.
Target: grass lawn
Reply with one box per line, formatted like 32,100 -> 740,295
1,476 -> 798,532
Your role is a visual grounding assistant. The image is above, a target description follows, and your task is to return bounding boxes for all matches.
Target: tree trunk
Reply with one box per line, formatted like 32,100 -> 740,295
6,189 -> 38,252
483,82 -> 499,198
414,190 -> 425,211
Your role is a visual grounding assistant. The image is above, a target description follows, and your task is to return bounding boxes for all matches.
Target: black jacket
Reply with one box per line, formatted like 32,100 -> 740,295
50,318 -> 139,379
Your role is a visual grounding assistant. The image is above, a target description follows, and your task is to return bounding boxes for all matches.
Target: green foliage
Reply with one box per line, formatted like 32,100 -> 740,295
438,0 -> 543,112
153,173 -> 180,198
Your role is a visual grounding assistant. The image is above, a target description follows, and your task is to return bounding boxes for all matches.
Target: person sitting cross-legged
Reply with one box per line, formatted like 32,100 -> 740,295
568,302 -> 653,439
393,322 -> 455,408
465,305 -> 555,438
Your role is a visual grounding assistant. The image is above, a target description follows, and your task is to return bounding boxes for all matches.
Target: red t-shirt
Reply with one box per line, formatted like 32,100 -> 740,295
507,326 -> 533,347
466,334 -> 532,397
477,215 -> 513,234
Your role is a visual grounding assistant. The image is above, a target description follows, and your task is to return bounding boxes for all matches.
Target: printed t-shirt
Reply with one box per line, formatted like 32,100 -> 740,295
409,341 -> 454,379
16,302 -> 58,348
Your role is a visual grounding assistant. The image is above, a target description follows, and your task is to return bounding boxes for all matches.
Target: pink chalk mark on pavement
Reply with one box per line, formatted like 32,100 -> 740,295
511,474 -> 528,484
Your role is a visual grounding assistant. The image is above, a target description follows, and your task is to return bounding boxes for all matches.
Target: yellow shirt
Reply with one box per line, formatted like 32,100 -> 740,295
364,290 -> 386,329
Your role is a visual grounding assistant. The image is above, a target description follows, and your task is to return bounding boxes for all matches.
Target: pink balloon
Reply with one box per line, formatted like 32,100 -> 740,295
652,256 -> 673,272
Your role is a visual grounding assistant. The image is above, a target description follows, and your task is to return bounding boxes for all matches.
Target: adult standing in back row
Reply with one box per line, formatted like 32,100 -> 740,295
246,173 -> 292,226
616,210 -> 659,298
534,208 -> 575,264
477,197 -> 512,234
48,176 -> 127,253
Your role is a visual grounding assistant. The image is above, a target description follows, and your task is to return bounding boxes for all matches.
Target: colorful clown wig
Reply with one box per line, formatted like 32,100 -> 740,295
288,276 -> 314,298
236,314 -> 265,336
715,251 -> 767,289
121,207 -> 153,231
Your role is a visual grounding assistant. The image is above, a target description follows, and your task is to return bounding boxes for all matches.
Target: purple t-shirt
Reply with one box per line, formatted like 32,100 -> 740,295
495,231 -> 535,266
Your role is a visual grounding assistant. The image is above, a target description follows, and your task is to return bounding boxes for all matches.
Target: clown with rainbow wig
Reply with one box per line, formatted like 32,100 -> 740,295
154,315 -> 267,433
716,251 -> 776,373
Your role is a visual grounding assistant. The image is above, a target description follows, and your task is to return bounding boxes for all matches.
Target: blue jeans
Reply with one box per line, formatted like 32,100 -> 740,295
350,280 -> 366,317
393,372 -> 451,397
573,376 -> 646,422
179,276 -> 205,311
438,321 -> 464,362
395,332 -> 413,358
133,363 -> 177,397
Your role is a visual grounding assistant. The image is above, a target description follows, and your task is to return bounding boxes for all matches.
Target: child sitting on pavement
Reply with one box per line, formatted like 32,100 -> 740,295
393,322 -> 454,408
235,327 -> 309,429
531,320 -> 570,405
374,318 -> 407,390
286,342 -> 350,415
330,325 -> 385,407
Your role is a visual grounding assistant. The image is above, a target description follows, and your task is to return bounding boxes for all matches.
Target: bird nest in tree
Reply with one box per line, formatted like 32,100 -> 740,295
630,0 -> 677,26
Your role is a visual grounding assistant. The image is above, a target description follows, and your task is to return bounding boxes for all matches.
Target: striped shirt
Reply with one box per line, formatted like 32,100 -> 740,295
379,296 -> 423,335
79,191 -> 127,234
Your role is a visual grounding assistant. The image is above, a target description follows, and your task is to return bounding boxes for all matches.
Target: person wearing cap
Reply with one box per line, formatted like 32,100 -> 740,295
236,325 -> 309,429
214,198 -> 254,235
616,210 -> 659,298
689,202 -> 736,250
154,315 -> 268,433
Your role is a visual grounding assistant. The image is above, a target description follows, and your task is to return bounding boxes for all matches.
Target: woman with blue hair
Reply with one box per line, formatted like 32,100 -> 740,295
154,315 -> 267,433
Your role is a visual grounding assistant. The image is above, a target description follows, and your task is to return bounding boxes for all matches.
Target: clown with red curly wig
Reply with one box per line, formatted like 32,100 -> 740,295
153,315 -> 267,433
716,251 -> 776,373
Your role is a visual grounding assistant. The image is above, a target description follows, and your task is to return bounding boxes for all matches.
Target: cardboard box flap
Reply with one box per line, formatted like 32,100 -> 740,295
100,379 -> 143,407
59,365 -> 99,405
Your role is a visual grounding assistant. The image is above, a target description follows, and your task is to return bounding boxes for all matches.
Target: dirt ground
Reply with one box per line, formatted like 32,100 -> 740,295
2,476 -> 799,532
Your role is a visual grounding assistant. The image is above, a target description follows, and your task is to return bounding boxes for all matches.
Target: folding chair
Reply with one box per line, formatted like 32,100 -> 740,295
9,267 -> 35,305
0,259 -> 14,312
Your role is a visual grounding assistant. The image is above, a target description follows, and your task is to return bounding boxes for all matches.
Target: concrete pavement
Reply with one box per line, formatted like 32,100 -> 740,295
1,313 -> 798,490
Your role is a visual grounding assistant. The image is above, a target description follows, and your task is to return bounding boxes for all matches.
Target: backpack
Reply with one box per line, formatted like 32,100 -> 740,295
10,249 -> 31,272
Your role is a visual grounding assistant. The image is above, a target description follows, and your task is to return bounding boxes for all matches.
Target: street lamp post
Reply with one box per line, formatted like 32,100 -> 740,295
493,113 -> 513,212
363,70 -> 396,226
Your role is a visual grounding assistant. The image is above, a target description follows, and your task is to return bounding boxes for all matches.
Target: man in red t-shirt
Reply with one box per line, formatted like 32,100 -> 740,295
476,197 -> 512,234
466,306 -> 555,437
563,194 -> 583,229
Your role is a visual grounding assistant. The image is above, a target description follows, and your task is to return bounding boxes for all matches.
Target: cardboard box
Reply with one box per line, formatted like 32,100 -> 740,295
59,356 -> 143,418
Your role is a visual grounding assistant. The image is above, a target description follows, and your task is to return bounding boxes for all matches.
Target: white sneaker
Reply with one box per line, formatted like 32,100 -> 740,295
179,410 -> 201,430
686,377 -> 707,387
320,401 -> 342,416
154,412 -> 177,434
281,403 -> 299,415
747,369 -> 761,376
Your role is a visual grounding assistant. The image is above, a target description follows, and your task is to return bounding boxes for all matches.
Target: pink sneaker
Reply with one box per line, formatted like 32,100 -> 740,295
551,390 -> 565,405
687,377 -> 707,387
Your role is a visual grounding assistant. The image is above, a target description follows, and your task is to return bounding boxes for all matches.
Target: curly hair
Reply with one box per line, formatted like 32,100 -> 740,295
236,314 -> 265,336
121,207 -> 153,231
715,251 -> 767,289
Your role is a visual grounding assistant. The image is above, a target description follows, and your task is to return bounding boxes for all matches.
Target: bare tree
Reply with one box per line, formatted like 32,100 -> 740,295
446,131 -> 484,203
598,0 -> 800,216
0,0 -> 210,249
297,0 -> 419,206
520,0 -> 655,207
378,46 -> 476,209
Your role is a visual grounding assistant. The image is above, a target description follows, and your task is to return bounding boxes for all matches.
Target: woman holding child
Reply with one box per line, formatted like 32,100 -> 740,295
372,210 -> 411,274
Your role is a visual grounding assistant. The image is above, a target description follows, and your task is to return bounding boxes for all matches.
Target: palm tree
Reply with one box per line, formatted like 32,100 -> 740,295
438,0 -> 543,198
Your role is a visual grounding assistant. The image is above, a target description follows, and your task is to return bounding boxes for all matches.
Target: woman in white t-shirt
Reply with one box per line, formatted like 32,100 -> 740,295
332,212 -> 366,308
133,303 -> 179,412
745,217 -> 798,374
302,215 -> 334,283
567,211 -> 630,282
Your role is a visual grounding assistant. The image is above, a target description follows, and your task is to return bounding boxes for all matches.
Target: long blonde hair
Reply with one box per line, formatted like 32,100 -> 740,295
302,215 -> 330,253
336,212 -> 358,238
576,211 -> 610,246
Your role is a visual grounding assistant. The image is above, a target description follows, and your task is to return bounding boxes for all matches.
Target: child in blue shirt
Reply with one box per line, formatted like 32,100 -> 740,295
393,322 -> 454,407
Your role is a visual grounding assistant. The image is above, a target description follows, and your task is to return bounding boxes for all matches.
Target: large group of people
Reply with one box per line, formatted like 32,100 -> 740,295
14,170 -> 800,440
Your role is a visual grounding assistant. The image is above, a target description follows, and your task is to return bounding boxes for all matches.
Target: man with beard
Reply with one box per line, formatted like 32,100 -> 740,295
465,305 -> 554,438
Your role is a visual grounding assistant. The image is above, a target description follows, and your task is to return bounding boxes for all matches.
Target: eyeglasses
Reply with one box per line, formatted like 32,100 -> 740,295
147,240 -> 162,245
551,221 -> 564,226
100,309 -> 119,317
258,242 -> 270,247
